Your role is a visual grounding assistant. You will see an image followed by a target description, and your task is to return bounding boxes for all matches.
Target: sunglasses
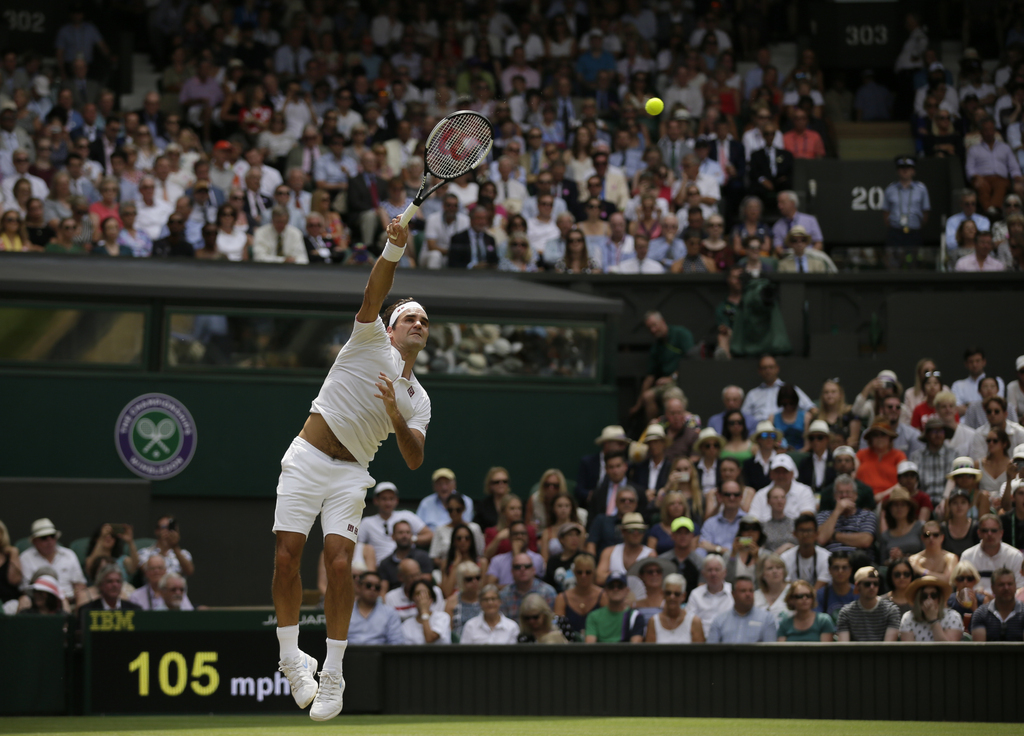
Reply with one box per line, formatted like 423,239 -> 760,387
664,590 -> 684,597
791,593 -> 813,600
758,432 -> 775,439
363,583 -> 381,591
921,591 -> 940,601
859,580 -> 879,588
463,575 -> 481,582
892,570 -> 911,579
922,531 -> 941,538
513,563 -> 534,571
955,576 -> 976,583
605,583 -> 627,590
809,434 -> 828,441
448,506 -> 466,513
986,438 -> 1002,444
721,492 -> 741,499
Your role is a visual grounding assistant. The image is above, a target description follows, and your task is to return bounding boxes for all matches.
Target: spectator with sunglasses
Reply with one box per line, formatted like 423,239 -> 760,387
499,552 -> 555,620
778,580 -> 835,641
909,521 -> 958,585
964,376 -> 1019,429
18,518 -> 86,608
348,570 -> 403,644
899,575 -> 963,641
445,562 -> 484,642
836,566 -> 900,641
968,397 -> 1024,461
879,559 -> 916,615
430,494 -> 485,572
152,212 -> 196,257
971,567 -> 1024,641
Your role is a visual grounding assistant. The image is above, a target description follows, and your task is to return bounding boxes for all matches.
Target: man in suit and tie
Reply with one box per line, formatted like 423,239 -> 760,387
285,167 -> 313,213
588,453 -> 645,534
64,153 -> 99,203
346,150 -> 386,246
629,424 -> 670,500
798,420 -> 837,494
241,168 -> 272,234
448,206 -> 498,269
576,425 -> 631,508
777,226 -> 827,273
708,116 -> 746,217
549,158 -> 579,210
62,57 -> 102,109
88,115 -> 122,175
286,125 -> 326,187
79,563 -> 142,628
748,121 -> 793,211
658,118 -> 692,177
591,150 -> 630,211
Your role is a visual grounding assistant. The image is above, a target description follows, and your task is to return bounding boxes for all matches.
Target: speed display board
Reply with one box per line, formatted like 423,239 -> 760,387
83,610 -> 381,714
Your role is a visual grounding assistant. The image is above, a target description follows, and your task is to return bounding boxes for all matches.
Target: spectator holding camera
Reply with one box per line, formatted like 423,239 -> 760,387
138,516 -> 195,577
84,523 -> 138,583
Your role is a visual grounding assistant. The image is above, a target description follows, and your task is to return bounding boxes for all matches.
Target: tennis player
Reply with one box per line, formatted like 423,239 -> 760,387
272,217 -> 430,721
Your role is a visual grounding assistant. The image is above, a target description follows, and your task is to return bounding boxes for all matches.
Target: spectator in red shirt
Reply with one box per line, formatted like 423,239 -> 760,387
856,419 -> 908,496
783,109 -> 825,160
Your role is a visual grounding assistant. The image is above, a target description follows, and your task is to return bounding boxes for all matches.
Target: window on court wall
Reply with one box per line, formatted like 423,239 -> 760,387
0,305 -> 146,366
166,310 -> 602,380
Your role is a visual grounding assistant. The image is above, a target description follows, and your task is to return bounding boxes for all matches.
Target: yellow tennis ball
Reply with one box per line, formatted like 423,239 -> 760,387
645,97 -> 664,116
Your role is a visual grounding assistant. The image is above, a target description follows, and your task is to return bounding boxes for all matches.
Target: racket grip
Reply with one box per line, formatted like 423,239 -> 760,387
398,203 -> 420,228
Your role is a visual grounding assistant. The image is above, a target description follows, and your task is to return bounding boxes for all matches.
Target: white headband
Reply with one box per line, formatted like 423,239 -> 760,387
389,301 -> 427,328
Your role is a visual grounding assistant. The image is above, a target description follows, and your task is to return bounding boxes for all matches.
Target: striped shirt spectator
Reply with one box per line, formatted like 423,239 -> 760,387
836,597 -> 901,641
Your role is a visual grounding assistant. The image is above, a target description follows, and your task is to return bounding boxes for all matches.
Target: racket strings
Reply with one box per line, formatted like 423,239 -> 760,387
425,114 -> 493,180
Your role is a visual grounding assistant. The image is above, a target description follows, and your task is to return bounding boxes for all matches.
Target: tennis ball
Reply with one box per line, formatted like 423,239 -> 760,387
645,97 -> 664,116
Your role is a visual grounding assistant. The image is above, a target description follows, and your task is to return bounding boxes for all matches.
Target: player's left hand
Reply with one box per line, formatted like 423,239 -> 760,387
374,372 -> 400,418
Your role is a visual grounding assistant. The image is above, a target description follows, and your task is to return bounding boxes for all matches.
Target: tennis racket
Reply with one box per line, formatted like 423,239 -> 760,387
398,110 -> 494,227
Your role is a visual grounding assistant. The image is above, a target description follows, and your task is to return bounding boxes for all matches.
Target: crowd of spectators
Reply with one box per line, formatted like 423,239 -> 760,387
0,515 -> 196,620
3,3 -> 1024,272
4,343 -> 1024,643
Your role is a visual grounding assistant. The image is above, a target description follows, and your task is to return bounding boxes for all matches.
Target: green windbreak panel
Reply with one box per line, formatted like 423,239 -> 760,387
0,306 -> 145,366
167,311 -> 602,381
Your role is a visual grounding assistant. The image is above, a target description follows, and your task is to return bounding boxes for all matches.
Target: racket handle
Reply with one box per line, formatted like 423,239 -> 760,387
398,202 -> 420,228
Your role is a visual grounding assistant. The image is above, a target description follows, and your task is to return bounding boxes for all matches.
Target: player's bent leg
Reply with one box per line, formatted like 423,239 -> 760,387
272,531 -> 319,710
311,533 -> 355,722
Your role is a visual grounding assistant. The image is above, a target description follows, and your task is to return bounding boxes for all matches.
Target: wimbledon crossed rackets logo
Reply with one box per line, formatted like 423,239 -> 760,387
115,393 -> 197,480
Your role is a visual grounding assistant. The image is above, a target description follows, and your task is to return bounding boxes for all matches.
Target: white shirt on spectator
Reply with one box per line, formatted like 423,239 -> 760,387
138,545 -> 194,576
525,217 -> 559,255
780,545 -> 833,585
741,380 -> 814,422
20,545 -> 86,600
612,257 -> 665,274
358,510 -> 428,562
951,372 -> 1006,407
136,200 -> 175,240
742,128 -> 785,162
129,583 -> 195,611
385,584 -> 445,621
459,613 -> 520,644
685,582 -> 734,623
401,610 -> 451,644
749,481 -> 817,522
960,542 -> 1024,593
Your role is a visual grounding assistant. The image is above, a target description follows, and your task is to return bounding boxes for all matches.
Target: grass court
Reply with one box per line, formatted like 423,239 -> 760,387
2,716 -> 1020,736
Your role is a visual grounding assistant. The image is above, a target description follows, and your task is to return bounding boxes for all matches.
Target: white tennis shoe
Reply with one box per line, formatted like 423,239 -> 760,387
309,669 -> 345,721
278,651 -> 318,709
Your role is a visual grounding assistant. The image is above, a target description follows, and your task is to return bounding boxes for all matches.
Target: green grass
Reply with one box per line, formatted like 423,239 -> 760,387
1,716 -> 1021,736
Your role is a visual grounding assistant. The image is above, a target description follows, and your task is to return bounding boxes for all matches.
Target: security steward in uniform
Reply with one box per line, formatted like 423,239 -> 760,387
882,156 -> 931,266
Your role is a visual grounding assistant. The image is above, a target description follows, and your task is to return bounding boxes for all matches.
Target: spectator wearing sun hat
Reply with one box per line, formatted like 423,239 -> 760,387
21,574 -> 65,616
19,518 -> 86,605
941,456 -> 988,521
856,418 -> 908,495
743,420 -> 781,492
798,419 -> 836,494
748,453 -> 816,522
693,427 -> 723,494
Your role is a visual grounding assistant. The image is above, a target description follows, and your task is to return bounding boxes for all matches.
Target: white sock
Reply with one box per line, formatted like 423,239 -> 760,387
323,638 -> 347,674
277,625 -> 300,661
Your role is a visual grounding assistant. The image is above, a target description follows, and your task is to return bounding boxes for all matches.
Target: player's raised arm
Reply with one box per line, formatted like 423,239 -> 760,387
355,217 -> 409,324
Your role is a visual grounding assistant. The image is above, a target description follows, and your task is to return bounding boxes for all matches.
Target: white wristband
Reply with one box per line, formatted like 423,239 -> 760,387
382,240 -> 405,262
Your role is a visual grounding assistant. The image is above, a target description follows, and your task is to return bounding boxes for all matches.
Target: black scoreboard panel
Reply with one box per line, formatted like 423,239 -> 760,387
793,157 -> 961,245
87,628 -> 382,714
808,1 -> 905,70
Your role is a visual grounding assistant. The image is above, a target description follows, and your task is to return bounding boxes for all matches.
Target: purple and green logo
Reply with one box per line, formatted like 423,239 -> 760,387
115,393 -> 197,480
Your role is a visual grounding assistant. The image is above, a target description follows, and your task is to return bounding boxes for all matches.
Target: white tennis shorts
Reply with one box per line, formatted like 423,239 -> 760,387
272,437 -> 374,542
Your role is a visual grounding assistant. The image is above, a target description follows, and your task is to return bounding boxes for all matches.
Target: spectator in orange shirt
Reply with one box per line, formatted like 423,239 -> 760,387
856,419 -> 908,496
783,109 -> 826,160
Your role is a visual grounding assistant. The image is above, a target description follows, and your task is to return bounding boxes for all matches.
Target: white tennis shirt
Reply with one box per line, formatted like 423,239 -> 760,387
311,317 -> 431,468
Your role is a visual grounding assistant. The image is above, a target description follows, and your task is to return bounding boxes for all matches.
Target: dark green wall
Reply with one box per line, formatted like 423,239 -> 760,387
0,371 -> 615,501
